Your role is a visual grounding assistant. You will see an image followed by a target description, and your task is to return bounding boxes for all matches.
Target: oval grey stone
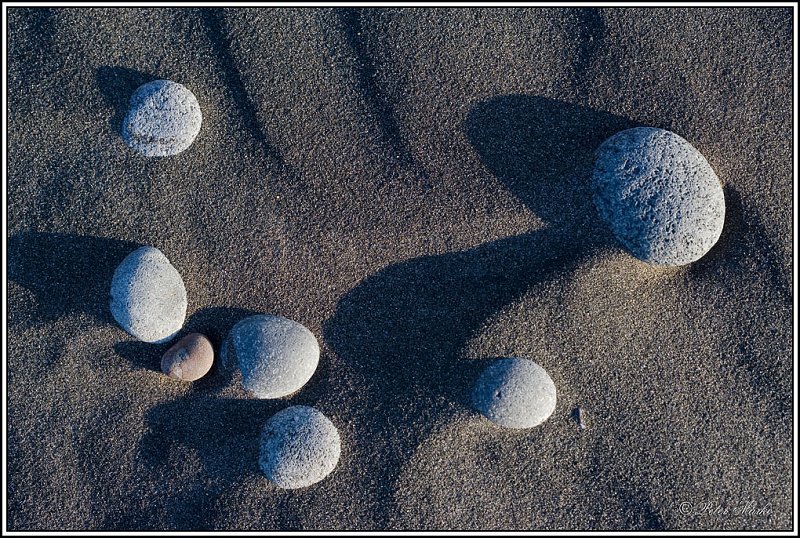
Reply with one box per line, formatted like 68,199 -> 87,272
592,127 -> 725,266
259,406 -> 341,489
121,80 -> 202,157
110,246 -> 187,344
471,358 -> 557,429
223,315 -> 320,399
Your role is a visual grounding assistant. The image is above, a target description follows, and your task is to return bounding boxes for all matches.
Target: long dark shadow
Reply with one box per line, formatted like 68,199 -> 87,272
323,96 -> 637,527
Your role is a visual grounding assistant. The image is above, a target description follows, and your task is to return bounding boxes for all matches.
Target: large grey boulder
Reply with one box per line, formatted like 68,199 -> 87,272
471,358 -> 557,429
110,246 -> 187,344
222,315 -> 320,399
259,406 -> 341,489
121,79 -> 202,157
592,127 -> 725,266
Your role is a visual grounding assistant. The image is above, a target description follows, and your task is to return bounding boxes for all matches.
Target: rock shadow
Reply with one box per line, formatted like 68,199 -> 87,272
323,96 -> 638,526
7,232 -> 140,323
118,393 -> 287,530
686,184 -> 793,425
95,66 -> 153,132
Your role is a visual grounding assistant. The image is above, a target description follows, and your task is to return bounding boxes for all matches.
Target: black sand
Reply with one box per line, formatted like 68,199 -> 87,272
6,7 -> 794,530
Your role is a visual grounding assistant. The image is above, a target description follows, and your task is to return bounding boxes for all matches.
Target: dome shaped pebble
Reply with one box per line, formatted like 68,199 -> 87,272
259,406 -> 341,489
161,333 -> 214,381
109,246 -> 187,344
222,314 -> 320,399
592,127 -> 725,266
121,79 -> 202,157
471,358 -> 557,429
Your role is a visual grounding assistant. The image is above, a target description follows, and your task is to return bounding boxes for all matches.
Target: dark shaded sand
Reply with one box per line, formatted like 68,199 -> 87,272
6,7 -> 793,531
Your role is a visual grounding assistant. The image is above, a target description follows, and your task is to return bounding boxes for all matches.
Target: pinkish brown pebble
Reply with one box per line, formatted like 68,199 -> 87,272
161,333 -> 214,381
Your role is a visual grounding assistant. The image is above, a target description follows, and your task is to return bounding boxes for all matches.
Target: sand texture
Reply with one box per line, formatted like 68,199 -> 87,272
6,7 -> 793,531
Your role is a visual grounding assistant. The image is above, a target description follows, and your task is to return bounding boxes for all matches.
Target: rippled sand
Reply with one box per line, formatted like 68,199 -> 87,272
6,7 -> 793,531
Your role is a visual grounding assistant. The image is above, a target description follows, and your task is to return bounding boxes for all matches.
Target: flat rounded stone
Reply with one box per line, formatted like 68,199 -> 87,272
259,406 -> 341,489
161,333 -> 214,381
109,246 -> 187,344
121,80 -> 202,157
222,314 -> 319,399
471,358 -> 557,429
592,127 -> 725,266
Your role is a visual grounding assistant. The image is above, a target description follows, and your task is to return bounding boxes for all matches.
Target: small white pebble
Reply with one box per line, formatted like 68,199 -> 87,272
222,315 -> 320,399
259,406 -> 341,489
471,358 -> 557,429
121,80 -> 202,157
109,246 -> 187,344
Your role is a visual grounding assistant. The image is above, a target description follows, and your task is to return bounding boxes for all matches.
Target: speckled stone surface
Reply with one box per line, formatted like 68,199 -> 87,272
259,406 -> 341,489
592,127 -> 725,266
109,246 -> 187,344
161,333 -> 214,381
471,358 -> 557,429
223,314 -> 320,399
121,79 -> 202,157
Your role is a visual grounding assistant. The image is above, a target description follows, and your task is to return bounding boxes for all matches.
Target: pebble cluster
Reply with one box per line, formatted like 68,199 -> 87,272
108,244 -> 336,486
108,80 -> 727,491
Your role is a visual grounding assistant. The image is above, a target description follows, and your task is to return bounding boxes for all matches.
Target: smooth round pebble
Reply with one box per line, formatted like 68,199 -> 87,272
223,314 -> 320,399
161,333 -> 214,381
592,127 -> 725,266
259,406 -> 341,489
121,80 -> 202,157
471,358 -> 557,429
110,246 -> 187,344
